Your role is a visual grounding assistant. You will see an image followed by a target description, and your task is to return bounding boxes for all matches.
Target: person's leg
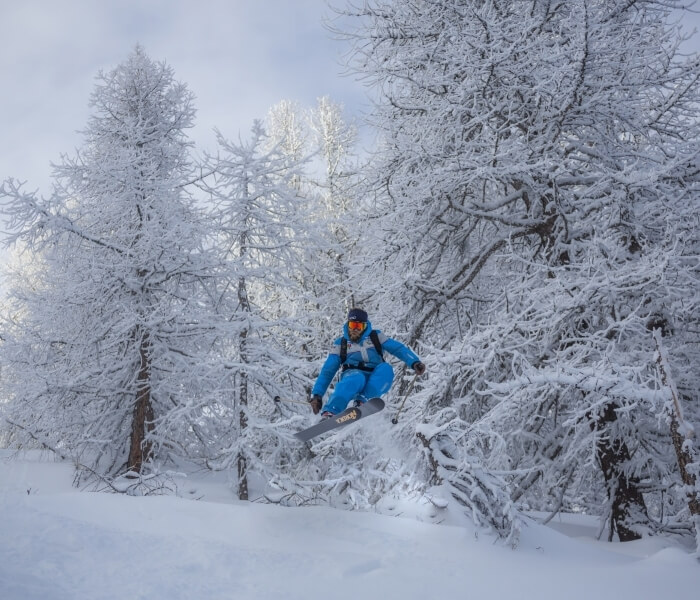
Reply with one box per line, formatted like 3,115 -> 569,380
323,370 -> 367,414
362,362 -> 394,400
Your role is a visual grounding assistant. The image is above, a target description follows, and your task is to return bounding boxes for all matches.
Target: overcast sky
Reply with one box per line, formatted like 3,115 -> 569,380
2,0 -> 699,198
1,0 -> 369,196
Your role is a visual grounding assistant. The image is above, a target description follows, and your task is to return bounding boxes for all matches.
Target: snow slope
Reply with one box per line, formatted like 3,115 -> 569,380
0,451 -> 697,600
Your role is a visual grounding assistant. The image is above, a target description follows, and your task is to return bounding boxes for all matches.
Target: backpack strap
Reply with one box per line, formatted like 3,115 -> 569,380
340,338 -> 347,364
370,330 -> 384,362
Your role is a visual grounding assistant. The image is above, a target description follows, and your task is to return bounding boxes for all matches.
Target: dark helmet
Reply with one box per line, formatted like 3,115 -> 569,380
347,308 -> 368,322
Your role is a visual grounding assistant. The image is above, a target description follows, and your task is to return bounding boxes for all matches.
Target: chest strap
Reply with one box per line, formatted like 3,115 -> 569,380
340,330 -> 384,365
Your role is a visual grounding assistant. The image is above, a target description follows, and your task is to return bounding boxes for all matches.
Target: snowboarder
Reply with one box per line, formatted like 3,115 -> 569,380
309,308 -> 426,418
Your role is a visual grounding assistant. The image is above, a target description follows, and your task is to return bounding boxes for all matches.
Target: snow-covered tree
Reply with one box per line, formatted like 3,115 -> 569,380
0,47 -> 231,483
199,122 -> 317,499
266,99 -> 309,166
340,0 -> 700,543
308,96 -> 363,307
265,97 -> 366,360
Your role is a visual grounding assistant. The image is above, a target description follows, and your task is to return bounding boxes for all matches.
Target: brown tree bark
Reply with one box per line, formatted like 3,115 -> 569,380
127,333 -> 154,473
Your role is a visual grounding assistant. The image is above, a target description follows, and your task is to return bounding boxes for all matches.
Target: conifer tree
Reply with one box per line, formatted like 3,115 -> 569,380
265,98 -> 365,365
200,122 -> 314,499
0,47 -> 230,482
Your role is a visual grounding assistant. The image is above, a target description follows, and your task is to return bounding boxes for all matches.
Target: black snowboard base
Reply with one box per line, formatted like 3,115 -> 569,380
294,397 -> 385,442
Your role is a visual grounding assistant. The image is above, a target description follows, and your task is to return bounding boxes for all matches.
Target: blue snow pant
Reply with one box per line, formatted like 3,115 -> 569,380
323,362 -> 394,415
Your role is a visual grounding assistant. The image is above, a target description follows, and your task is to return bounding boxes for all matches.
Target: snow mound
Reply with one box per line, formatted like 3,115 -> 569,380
0,451 -> 696,600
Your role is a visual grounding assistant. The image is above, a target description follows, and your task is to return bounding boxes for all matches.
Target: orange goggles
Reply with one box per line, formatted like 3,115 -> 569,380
348,320 -> 367,331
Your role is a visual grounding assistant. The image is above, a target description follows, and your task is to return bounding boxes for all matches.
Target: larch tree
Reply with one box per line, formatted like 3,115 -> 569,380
340,0 -> 700,544
0,47 -> 231,484
308,96 -> 364,310
265,97 -> 366,377
200,122 -> 315,500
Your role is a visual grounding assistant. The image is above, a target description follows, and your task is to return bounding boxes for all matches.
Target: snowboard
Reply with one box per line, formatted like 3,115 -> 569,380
294,397 -> 385,442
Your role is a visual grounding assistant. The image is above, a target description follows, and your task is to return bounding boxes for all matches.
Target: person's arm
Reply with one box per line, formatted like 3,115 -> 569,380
311,352 -> 341,398
380,335 -> 422,370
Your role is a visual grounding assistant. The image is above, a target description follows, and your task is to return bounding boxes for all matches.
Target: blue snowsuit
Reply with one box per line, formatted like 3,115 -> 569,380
311,320 -> 420,415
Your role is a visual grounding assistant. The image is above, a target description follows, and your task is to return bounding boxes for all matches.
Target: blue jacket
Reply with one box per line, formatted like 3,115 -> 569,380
311,320 -> 420,398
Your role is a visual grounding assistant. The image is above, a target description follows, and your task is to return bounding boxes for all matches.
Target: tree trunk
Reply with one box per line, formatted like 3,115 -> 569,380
237,275 -> 250,501
669,417 -> 700,516
237,406 -> 249,501
594,403 -> 648,542
128,333 -> 154,473
653,330 -> 700,520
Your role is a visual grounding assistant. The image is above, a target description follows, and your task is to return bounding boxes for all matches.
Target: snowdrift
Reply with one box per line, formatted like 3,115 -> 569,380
0,451 -> 696,600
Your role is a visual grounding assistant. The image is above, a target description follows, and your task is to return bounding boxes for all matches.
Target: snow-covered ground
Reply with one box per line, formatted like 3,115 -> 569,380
1,450 -> 696,600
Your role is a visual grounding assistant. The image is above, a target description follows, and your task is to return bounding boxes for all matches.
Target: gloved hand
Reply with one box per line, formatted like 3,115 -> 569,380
309,394 -> 323,414
412,361 -> 426,376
